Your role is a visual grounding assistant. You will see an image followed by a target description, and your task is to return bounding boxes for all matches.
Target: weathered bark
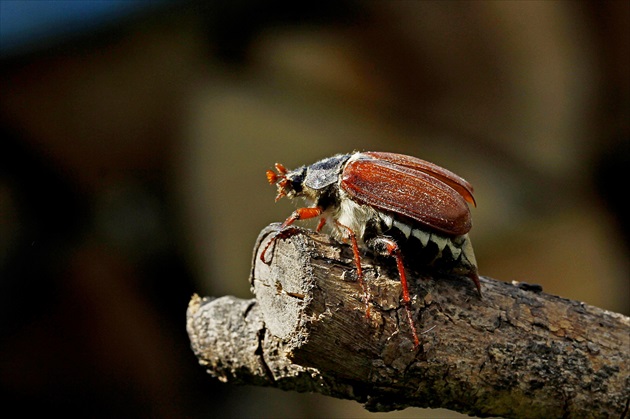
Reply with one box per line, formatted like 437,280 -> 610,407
187,224 -> 630,418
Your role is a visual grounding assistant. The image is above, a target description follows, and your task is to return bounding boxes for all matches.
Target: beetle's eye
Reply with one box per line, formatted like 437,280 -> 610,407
290,168 -> 305,193
291,179 -> 303,193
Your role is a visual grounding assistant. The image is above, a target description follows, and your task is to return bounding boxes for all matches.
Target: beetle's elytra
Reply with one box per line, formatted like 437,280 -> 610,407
262,151 -> 480,349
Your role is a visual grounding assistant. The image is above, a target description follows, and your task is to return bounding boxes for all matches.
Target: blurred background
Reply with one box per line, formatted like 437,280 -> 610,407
1,1 -> 628,417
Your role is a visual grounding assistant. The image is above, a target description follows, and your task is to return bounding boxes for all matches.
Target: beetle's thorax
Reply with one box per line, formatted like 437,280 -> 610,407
285,153 -> 352,212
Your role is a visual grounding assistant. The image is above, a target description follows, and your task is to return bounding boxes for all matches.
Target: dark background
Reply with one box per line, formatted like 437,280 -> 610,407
1,1 -> 628,417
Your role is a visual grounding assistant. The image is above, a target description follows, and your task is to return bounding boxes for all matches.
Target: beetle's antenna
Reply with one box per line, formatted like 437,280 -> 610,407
267,163 -> 288,186
267,163 -> 291,202
275,163 -> 287,175
266,170 -> 278,184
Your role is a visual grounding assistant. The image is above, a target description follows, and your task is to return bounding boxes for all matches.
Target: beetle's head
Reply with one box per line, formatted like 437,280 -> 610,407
266,163 -> 306,202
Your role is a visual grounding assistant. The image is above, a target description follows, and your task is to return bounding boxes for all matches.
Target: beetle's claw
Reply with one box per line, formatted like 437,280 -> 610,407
468,272 -> 482,298
260,235 -> 278,265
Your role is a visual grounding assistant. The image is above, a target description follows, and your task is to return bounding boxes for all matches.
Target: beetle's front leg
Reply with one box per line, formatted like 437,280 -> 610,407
366,236 -> 420,349
261,207 -> 323,264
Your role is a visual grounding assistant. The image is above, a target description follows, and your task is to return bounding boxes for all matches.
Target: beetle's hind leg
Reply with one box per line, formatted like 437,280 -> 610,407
467,271 -> 482,298
366,236 -> 420,349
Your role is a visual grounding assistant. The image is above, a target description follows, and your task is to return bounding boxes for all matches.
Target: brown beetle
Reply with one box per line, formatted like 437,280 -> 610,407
262,151 -> 480,348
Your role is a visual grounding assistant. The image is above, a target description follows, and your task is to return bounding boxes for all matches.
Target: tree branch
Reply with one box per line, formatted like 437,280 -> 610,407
187,224 -> 630,418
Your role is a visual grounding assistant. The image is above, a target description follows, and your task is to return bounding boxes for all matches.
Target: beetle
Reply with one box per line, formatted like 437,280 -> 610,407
261,151 -> 480,348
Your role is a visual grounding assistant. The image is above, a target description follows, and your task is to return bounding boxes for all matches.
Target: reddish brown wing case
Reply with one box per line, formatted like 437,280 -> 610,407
340,152 -> 474,236
364,152 -> 476,207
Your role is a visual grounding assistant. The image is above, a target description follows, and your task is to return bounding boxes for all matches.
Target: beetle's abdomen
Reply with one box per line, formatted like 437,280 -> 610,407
375,211 -> 478,275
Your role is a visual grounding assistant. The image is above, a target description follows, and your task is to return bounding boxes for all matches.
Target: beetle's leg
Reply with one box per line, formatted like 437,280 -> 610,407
468,271 -> 482,298
335,222 -> 370,319
366,236 -> 420,349
261,207 -> 323,264
315,218 -> 327,232
458,237 -> 482,297
280,207 -> 323,229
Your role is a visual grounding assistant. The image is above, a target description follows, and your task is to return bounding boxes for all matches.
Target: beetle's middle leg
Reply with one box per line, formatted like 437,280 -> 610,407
366,236 -> 420,349
335,222 -> 370,319
261,207 -> 323,264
